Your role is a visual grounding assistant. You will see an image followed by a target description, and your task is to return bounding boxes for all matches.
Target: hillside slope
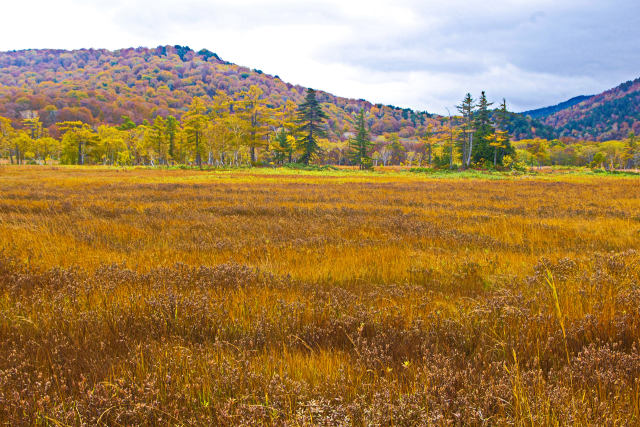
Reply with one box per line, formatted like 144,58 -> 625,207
0,46 -> 434,140
4,45 -> 632,143
535,78 -> 640,140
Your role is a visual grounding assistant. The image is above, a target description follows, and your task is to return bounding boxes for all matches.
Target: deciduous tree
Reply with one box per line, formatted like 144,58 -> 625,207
183,97 -> 207,167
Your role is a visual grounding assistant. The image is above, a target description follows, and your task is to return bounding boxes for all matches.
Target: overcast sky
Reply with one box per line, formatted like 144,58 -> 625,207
2,0 -> 639,113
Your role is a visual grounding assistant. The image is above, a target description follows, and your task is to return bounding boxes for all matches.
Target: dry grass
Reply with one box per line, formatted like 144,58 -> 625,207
1,166 -> 639,425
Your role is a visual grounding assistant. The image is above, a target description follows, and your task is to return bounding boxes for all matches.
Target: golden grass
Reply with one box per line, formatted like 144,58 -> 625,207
1,165 -> 639,425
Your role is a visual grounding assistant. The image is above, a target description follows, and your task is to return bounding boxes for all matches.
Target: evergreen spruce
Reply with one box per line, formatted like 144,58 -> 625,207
456,93 -> 476,168
296,89 -> 328,165
493,99 -> 515,166
349,109 -> 373,169
273,129 -> 294,164
472,91 -> 494,164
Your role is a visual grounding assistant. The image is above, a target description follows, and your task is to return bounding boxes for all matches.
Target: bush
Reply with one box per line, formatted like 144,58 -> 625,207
283,163 -> 338,171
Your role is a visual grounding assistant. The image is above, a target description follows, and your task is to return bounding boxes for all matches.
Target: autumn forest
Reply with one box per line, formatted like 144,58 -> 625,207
1,46 -> 639,170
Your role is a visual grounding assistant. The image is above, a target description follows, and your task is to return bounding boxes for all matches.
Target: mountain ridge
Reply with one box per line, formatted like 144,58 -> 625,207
528,78 -> 640,140
521,95 -> 594,119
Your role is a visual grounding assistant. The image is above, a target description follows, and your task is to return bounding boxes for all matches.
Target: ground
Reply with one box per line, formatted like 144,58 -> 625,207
0,166 -> 639,425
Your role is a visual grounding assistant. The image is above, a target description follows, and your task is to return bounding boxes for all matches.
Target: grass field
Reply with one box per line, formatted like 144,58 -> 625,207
1,166 -> 639,425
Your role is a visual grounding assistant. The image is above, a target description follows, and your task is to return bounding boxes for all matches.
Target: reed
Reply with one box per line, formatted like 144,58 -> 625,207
0,166 -> 639,425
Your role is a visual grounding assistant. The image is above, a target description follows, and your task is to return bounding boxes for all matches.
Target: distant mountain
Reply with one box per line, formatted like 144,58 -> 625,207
522,95 -> 594,120
0,46 -> 435,140
528,78 -> 640,140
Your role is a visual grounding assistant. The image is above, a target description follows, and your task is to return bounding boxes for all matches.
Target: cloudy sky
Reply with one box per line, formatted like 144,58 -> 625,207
2,0 -> 639,113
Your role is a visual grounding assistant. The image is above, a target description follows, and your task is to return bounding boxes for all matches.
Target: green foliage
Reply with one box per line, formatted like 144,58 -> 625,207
117,116 -> 136,131
590,152 -> 607,169
457,93 -> 476,168
283,162 -> 337,171
433,152 -> 453,169
471,91 -> 494,164
349,110 -> 373,169
272,129 -> 294,164
295,89 -> 328,165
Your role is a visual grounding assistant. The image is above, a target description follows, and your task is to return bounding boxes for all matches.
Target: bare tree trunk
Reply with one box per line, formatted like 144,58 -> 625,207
195,132 -> 201,168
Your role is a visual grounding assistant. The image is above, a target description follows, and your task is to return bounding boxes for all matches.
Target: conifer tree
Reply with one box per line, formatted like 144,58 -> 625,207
296,89 -> 327,165
273,129 -> 296,164
117,116 -> 137,131
457,93 -> 476,168
272,100 -> 297,164
493,99 -> 515,167
624,131 -> 638,169
166,116 -> 178,162
472,91 -> 494,165
349,109 -> 373,169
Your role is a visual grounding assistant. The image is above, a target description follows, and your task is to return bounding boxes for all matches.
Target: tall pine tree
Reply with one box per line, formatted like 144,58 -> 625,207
493,99 -> 515,167
349,109 -> 373,169
457,93 -> 476,168
471,91 -> 494,165
296,89 -> 327,165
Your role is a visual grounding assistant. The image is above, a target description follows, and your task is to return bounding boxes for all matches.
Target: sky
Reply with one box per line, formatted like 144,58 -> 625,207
1,0 -> 639,113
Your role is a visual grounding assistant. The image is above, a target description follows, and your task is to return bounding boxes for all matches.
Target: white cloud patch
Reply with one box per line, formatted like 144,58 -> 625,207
1,0 -> 638,113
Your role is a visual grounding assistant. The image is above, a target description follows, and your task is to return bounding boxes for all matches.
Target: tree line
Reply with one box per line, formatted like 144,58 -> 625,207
1,87 -> 331,168
1,89 -> 639,170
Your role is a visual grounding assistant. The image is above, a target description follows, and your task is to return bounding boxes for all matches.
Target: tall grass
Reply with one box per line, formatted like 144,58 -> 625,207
0,166 -> 639,424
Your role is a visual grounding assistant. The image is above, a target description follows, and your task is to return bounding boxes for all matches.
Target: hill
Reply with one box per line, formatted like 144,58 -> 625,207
0,46 -> 435,140
3,45 -> 635,144
530,78 -> 640,140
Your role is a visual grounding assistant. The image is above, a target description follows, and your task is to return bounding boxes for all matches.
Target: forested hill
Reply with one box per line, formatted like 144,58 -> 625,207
0,45 -> 435,139
4,45 -> 635,142
531,78 -> 640,140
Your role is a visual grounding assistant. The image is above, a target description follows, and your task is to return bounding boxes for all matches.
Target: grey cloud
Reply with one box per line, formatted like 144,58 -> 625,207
59,0 -> 640,112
